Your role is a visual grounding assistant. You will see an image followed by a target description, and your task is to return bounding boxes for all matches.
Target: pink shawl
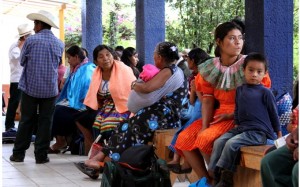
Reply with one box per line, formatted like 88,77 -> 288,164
84,60 -> 136,113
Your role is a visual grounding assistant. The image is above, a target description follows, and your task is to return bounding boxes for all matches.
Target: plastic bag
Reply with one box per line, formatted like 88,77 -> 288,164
88,134 -> 102,159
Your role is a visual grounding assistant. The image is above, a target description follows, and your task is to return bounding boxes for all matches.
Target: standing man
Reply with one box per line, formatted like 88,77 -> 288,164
10,10 -> 64,164
3,24 -> 32,139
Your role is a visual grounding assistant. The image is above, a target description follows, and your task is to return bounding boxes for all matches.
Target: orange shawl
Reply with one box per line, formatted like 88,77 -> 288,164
84,60 -> 136,113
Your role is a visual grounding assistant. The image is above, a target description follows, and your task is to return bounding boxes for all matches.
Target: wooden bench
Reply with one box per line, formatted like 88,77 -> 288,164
233,145 -> 273,187
153,129 -> 274,187
153,129 -> 187,184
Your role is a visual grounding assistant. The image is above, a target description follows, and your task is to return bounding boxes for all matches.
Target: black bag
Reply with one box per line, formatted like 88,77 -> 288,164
100,145 -> 172,187
101,161 -> 120,187
118,144 -> 154,170
116,158 -> 172,187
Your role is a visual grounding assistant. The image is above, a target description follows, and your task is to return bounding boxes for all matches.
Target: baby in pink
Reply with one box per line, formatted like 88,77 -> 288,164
139,64 -> 160,82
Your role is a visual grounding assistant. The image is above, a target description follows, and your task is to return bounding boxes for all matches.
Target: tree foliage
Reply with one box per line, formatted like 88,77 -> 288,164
165,0 -> 244,53
293,0 -> 299,80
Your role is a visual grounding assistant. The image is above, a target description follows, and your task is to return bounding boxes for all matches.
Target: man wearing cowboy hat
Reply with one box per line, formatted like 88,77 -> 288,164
3,24 -> 32,139
10,10 -> 64,164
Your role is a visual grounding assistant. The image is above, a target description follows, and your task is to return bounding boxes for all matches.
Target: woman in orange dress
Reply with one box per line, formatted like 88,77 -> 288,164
174,21 -> 271,185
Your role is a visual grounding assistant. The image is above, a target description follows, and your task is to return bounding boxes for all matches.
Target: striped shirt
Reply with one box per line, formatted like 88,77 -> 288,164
18,29 -> 64,98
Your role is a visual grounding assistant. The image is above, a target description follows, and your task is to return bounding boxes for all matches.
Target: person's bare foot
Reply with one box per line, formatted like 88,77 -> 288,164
50,142 -> 67,150
84,159 -> 101,169
167,160 -> 180,165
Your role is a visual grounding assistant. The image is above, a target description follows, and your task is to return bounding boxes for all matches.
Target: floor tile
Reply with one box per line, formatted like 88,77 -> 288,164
2,119 -> 191,186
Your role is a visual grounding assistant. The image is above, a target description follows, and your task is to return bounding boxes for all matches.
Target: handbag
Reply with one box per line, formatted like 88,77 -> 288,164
276,92 -> 293,136
180,97 -> 194,120
118,145 -> 154,170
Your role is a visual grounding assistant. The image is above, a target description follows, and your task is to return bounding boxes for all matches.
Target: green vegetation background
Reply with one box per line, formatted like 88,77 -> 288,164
64,0 -> 298,80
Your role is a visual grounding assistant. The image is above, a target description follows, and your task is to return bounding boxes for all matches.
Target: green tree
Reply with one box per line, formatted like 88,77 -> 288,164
293,0 -> 299,80
166,0 -> 244,53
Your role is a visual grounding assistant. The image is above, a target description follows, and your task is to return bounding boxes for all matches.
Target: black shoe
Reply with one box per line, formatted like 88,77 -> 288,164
10,154 -> 24,162
74,161 -> 100,179
214,170 -> 234,187
36,157 -> 49,164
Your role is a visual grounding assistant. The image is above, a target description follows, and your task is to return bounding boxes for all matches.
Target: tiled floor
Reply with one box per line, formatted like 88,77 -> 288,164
2,117 -> 190,187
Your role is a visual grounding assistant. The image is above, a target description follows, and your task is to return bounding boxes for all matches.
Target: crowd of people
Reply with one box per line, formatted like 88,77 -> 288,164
3,9 -> 298,187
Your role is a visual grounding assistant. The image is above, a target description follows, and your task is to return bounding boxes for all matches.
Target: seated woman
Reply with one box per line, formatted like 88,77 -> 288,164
49,45 -> 96,153
75,41 -> 188,179
121,47 -> 140,79
168,47 -> 211,173
174,21 -> 271,185
75,45 -> 136,156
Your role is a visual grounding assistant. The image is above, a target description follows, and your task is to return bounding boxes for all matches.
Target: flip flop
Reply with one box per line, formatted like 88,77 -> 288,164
168,164 -> 192,174
74,161 -> 103,179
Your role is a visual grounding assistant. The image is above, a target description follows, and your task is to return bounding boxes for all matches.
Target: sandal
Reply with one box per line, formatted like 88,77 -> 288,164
74,161 -> 102,179
168,164 -> 192,174
48,146 -> 68,154
48,147 -> 61,154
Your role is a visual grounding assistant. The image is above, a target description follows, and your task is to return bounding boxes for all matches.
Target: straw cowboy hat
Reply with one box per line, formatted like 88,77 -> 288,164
27,10 -> 59,29
17,24 -> 32,37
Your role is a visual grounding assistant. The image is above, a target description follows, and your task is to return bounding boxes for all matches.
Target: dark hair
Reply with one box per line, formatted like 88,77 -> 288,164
111,50 -> 121,60
66,45 -> 85,62
115,45 -> 124,51
243,52 -> 268,71
188,48 -> 211,65
231,17 -> 245,34
214,22 -> 243,57
93,45 -> 114,62
39,21 -> 51,30
155,41 -> 179,64
292,79 -> 299,109
81,47 -> 88,57
121,47 -> 137,67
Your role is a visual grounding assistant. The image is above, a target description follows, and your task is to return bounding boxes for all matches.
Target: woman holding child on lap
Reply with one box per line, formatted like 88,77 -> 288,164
75,41 -> 188,179
174,21 -> 271,186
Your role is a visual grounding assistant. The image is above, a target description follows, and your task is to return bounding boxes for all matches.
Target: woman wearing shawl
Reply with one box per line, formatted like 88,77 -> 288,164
75,41 -> 188,179
73,45 -> 136,156
49,45 -> 96,153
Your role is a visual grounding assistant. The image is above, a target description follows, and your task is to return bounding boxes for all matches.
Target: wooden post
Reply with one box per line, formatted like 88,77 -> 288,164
59,4 -> 66,65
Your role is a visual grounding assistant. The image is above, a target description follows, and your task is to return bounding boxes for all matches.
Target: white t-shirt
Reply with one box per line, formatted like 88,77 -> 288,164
8,41 -> 23,83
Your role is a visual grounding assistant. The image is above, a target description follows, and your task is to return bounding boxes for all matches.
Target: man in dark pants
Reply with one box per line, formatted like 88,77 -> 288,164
4,24 -> 31,134
10,10 -> 64,164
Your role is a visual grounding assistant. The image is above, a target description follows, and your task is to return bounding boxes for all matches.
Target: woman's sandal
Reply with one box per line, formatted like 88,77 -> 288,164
74,161 -> 103,179
167,163 -> 192,174
48,146 -> 68,154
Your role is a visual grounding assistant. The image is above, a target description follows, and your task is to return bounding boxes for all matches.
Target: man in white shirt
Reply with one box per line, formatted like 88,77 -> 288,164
4,24 -> 31,136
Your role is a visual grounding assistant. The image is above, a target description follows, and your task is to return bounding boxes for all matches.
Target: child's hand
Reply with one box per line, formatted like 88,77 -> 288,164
286,127 -> 298,151
210,113 -> 233,125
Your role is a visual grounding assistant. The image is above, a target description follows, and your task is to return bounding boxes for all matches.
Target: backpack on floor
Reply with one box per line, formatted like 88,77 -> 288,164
101,161 -> 120,187
100,145 -> 172,187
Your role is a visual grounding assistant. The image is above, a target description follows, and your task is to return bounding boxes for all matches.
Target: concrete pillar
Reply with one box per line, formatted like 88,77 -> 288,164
81,0 -> 102,61
136,0 -> 165,67
245,0 -> 294,97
